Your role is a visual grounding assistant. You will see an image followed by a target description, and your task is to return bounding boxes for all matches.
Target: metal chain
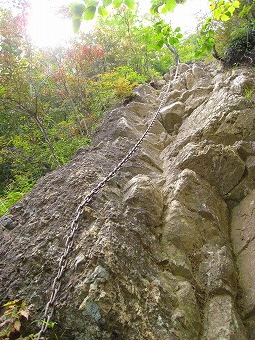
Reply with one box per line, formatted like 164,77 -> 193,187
36,64 -> 180,339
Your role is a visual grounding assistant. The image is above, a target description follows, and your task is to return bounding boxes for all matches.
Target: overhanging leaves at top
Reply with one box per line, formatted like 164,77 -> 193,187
150,0 -> 179,14
83,5 -> 97,20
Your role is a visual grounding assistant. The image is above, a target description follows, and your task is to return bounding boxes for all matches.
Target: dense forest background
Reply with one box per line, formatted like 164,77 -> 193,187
0,0 -> 254,216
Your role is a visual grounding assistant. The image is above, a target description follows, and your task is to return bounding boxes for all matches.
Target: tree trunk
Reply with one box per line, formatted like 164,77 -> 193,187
166,43 -> 180,65
32,114 -> 61,166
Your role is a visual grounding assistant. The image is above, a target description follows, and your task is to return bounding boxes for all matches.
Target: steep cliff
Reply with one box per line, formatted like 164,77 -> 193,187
0,62 -> 255,339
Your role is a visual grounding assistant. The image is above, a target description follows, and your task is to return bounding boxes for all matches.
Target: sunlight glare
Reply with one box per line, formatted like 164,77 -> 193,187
27,0 -> 74,48
168,0 -> 209,33
140,0 -> 209,33
26,0 -> 209,48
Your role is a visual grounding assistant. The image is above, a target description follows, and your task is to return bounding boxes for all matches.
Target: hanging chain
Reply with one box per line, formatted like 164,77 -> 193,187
36,64 -> 180,339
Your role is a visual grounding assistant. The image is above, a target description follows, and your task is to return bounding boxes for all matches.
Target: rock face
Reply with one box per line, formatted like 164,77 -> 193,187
0,62 -> 255,339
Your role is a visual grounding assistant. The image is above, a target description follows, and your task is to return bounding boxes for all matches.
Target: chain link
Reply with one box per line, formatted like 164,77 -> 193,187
36,65 -> 179,339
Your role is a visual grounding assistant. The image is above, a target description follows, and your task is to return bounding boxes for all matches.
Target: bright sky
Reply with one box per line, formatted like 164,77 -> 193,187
27,0 -> 75,47
26,0 -> 210,48
165,0 -> 209,33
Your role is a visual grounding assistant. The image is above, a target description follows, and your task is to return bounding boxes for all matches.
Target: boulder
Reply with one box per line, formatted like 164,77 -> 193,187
160,102 -> 185,133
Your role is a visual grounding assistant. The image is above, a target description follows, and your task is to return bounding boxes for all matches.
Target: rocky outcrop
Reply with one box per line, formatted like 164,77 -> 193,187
0,62 -> 255,339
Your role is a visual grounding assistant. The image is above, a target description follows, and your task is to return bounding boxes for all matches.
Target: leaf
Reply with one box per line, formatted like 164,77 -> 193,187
232,0 -> 240,8
150,4 -> 160,14
213,7 -> 221,19
162,26 -> 170,35
124,0 -> 135,9
0,320 -> 8,328
164,0 -> 177,12
221,11 -> 231,21
83,0 -> 99,6
113,0 -> 123,8
14,319 -> 21,332
19,309 -> 29,320
103,0 -> 112,5
228,6 -> 236,15
3,299 -> 20,307
83,6 -> 97,20
72,17 -> 82,32
169,36 -> 179,44
70,3 -> 86,17
208,37 -> 215,45
160,5 -> 167,13
98,5 -> 108,17
209,3 -> 216,11
156,39 -> 164,49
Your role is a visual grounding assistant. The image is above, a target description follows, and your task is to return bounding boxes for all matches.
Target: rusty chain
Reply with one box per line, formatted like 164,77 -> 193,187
36,64 -> 180,339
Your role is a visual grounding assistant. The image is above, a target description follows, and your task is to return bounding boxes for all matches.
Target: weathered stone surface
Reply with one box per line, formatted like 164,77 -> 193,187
185,70 -> 195,89
161,169 -> 229,252
171,280 -> 201,339
197,244 -> 237,296
185,64 -> 212,89
0,62 -> 254,339
202,295 -> 248,340
175,141 -> 246,195
123,175 -> 163,226
134,84 -> 156,96
126,102 -> 155,119
182,86 -> 213,113
178,63 -> 190,74
0,214 -> 17,230
160,102 -> 185,133
150,79 -> 166,89
231,191 -> 255,319
233,140 -> 255,160
164,68 -> 255,152
227,154 -> 255,207
165,89 -> 183,104
160,101 -> 185,118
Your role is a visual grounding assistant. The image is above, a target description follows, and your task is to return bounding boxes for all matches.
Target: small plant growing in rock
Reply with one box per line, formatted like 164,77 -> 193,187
0,299 -> 31,339
244,87 -> 255,102
0,299 -> 59,339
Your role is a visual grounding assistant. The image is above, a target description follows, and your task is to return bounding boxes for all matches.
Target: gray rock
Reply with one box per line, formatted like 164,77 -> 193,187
0,214 -> 16,230
160,102 -> 185,133
202,295 -> 248,339
176,142 -> 246,195
231,191 -> 255,321
0,63 -> 254,339
123,175 -> 163,227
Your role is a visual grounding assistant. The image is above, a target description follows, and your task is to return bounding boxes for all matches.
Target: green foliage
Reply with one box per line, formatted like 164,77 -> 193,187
70,0 -> 136,24
141,20 -> 183,51
0,299 -> 31,339
1,7 -> 160,217
150,0 -> 185,14
209,0 -> 240,21
244,87 -> 255,101
98,67 -> 139,97
83,5 -> 97,20
0,299 -> 58,339
0,174 -> 35,216
98,5 -> 108,17
179,34 -> 213,62
70,0 -> 186,61
3,1 -> 239,220
197,0 -> 255,61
